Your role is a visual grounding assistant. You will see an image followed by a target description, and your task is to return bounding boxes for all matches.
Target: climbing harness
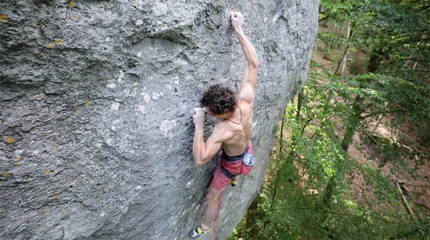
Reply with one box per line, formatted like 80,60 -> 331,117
220,146 -> 255,179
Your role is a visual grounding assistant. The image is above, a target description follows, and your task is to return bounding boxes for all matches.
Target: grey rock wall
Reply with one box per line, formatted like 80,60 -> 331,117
0,0 -> 319,239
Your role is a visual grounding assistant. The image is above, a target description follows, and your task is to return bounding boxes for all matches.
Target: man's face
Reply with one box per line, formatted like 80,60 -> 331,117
205,107 -> 226,119
205,107 -> 215,117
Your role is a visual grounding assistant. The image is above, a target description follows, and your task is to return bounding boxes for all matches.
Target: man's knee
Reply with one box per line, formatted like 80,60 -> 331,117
207,188 -> 221,203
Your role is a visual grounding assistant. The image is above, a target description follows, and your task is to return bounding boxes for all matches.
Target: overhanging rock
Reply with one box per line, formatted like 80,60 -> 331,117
0,0 -> 319,239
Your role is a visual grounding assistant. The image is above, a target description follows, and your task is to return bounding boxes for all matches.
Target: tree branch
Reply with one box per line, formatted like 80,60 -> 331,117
394,180 -> 417,220
319,16 -> 329,22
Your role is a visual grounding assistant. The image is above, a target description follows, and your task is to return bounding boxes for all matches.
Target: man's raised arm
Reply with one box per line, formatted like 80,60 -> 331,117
230,11 -> 259,102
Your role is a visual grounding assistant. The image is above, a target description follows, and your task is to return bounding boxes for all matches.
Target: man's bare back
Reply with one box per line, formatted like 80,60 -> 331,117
219,99 -> 253,156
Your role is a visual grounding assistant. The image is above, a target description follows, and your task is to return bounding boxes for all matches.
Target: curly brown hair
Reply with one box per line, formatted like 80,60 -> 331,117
200,84 -> 236,115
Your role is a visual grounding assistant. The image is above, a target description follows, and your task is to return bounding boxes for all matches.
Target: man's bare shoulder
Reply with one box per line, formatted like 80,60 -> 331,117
210,121 -> 235,142
238,83 -> 255,104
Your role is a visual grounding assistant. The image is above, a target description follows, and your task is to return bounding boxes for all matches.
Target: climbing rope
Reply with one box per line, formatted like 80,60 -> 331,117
210,189 -> 225,240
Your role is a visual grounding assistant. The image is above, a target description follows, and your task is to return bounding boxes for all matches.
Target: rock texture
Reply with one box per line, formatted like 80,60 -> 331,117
0,0 -> 319,239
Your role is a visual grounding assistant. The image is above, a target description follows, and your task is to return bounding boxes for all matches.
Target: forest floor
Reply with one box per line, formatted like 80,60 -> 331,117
298,37 -> 430,217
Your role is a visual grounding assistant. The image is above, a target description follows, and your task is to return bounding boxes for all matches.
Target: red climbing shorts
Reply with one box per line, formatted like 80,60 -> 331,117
210,141 -> 254,190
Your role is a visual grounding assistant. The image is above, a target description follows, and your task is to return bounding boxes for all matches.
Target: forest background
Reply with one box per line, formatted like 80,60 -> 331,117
229,0 -> 430,239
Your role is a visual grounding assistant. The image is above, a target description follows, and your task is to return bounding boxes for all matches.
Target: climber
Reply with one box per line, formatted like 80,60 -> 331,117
189,11 -> 259,238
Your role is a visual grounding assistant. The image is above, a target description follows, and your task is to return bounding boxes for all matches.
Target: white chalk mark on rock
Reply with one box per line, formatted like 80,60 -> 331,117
160,120 -> 176,139
142,92 -> 151,103
111,102 -> 120,111
117,70 -> 125,82
152,92 -> 160,100
138,105 -> 145,114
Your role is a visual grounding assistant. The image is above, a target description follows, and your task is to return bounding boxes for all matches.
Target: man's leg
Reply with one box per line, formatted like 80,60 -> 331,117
190,160 -> 230,237
189,186 -> 226,238
201,187 -> 223,230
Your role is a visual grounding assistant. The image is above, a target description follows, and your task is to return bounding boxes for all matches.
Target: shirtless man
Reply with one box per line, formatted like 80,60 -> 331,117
189,11 -> 259,238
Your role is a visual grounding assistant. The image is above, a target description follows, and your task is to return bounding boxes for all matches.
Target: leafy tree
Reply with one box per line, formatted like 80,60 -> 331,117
230,64 -> 430,240
229,1 -> 430,239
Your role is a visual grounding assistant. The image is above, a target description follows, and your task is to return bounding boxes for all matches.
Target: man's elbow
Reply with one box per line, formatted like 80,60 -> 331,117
195,159 -> 204,166
250,58 -> 259,69
195,157 -> 207,166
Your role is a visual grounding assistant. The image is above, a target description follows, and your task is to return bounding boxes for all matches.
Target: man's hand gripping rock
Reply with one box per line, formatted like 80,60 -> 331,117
193,107 -> 205,126
230,11 -> 244,30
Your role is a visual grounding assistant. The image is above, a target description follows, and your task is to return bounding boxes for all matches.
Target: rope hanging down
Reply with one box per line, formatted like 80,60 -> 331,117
211,190 -> 225,240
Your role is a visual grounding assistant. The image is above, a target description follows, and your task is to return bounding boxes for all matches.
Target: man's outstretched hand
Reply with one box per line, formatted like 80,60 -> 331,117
193,107 -> 205,126
230,11 -> 244,30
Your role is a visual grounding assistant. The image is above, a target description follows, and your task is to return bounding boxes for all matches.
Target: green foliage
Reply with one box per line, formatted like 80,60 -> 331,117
230,70 -> 429,239
272,124 -> 280,134
229,0 -> 430,239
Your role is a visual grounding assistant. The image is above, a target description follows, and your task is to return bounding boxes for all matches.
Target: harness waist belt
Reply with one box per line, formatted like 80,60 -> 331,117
222,147 -> 248,163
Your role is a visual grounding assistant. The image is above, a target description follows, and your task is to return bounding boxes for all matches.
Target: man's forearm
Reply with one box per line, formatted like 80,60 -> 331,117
235,27 -> 258,68
193,124 -> 205,165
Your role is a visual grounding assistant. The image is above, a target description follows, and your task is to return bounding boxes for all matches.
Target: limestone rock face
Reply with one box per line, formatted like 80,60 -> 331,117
0,0 -> 319,239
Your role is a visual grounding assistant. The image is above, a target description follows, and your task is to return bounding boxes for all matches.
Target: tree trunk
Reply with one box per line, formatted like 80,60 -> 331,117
244,193 -> 262,239
279,108 -> 286,154
367,47 -> 383,73
339,46 -> 382,151
296,92 -> 303,121
340,96 -> 363,151
334,23 -> 353,76
323,177 -> 336,207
